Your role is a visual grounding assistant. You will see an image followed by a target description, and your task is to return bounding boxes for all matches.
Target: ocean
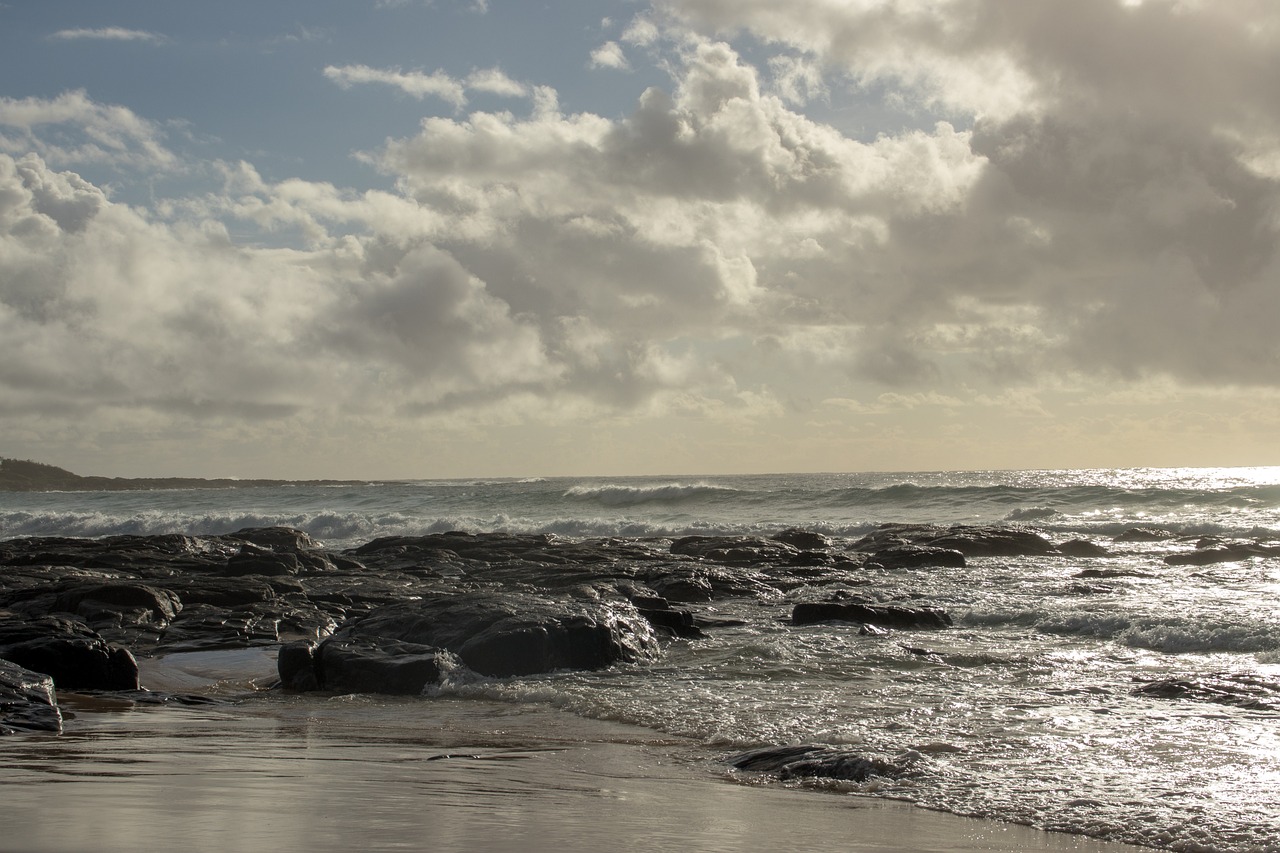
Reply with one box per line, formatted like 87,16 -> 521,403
3,467 -> 1279,852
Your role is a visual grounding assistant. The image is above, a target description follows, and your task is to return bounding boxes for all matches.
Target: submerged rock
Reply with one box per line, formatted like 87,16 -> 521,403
1163,542 -> 1280,566
730,744 -> 917,782
1134,673 -> 1280,712
791,601 -> 952,630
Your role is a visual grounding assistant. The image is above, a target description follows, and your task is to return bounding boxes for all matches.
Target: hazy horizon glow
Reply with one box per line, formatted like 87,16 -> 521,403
2,1 -> 1278,479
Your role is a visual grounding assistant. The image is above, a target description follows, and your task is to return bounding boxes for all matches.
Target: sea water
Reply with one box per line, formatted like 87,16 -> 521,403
2,467 -> 1279,851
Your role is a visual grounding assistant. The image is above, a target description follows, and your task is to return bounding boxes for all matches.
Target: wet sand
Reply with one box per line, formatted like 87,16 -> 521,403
0,651 -> 1150,853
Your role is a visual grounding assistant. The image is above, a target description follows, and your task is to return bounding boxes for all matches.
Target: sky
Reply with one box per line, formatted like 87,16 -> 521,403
1,0 -> 1278,479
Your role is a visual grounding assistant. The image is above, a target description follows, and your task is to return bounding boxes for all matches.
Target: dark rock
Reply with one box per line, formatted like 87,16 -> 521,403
792,601 -> 952,630
730,744 -> 915,782
315,635 -> 447,695
157,604 -> 281,652
923,527 -> 1056,557
1164,542 -> 1280,566
868,545 -> 965,569
670,536 -> 798,566
1114,527 -> 1176,542
771,529 -> 831,551
329,591 -> 660,679
1073,568 -> 1153,579
1134,673 -> 1280,712
0,614 -> 139,690
277,640 -> 321,691
1056,539 -> 1111,558
851,524 -> 1055,557
51,582 -> 181,627
223,550 -> 301,577
224,527 -> 321,551
641,564 -> 779,602
1,658 -> 63,735
635,606 -> 704,639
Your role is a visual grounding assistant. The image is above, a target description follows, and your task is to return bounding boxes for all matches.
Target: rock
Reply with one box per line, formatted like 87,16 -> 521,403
792,601 -> 952,630
157,604 -> 281,652
223,550 -> 301,577
328,591 -> 660,679
0,614 -> 139,690
670,536 -> 798,566
634,606 -> 704,639
868,545 -> 965,569
51,582 -> 181,627
923,527 -> 1056,557
315,635 -> 449,695
277,640 -> 321,691
1114,527 -> 1176,542
730,744 -> 916,782
1134,673 -> 1280,712
851,524 -> 1056,557
224,527 -> 321,551
1,658 -> 63,735
1056,539 -> 1111,558
770,529 -> 831,551
1164,542 -> 1280,566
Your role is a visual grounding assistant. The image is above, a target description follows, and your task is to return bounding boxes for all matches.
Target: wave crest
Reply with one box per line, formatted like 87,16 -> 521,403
563,482 -> 739,507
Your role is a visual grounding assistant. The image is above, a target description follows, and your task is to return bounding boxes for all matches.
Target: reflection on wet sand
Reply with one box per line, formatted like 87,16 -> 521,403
2,655 -> 1148,853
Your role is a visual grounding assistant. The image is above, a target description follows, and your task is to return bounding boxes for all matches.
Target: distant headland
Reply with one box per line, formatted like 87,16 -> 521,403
0,457 -> 355,492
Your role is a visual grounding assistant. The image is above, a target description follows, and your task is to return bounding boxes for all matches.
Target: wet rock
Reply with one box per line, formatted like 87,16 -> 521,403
1114,527 -> 1176,543
1057,539 -> 1112,558
1163,542 -> 1280,566
868,544 -> 965,569
1134,673 -> 1280,712
1,658 -> 63,735
792,601 -> 952,630
157,604 -> 281,653
223,549 -> 301,577
277,640 -> 321,691
0,614 -> 138,690
770,529 -> 832,551
852,524 -> 1055,557
923,526 -> 1056,557
730,744 -> 916,782
314,635 -> 449,695
224,527 -> 321,551
670,536 -> 799,566
330,591 -> 660,679
51,582 -> 181,627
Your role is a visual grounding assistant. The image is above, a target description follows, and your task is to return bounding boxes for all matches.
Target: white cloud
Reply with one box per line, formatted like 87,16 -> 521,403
464,67 -> 527,98
590,41 -> 631,70
50,27 -> 165,43
324,65 -> 468,108
324,64 -> 531,108
0,90 -> 176,170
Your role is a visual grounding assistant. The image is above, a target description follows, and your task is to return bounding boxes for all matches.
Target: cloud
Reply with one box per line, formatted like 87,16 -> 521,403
324,64 -> 530,108
590,41 -> 631,70
0,90 -> 176,170
50,27 -> 166,43
324,65 -> 468,108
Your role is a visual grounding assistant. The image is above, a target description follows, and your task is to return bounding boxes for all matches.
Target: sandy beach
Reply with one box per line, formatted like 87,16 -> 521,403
0,649 -> 1149,853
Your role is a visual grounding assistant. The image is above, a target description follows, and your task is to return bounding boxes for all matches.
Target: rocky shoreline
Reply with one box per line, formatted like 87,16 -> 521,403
2,523 -> 1267,737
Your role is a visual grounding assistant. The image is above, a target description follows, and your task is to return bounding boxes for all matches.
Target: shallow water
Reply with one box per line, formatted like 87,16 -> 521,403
0,652 -> 1147,853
